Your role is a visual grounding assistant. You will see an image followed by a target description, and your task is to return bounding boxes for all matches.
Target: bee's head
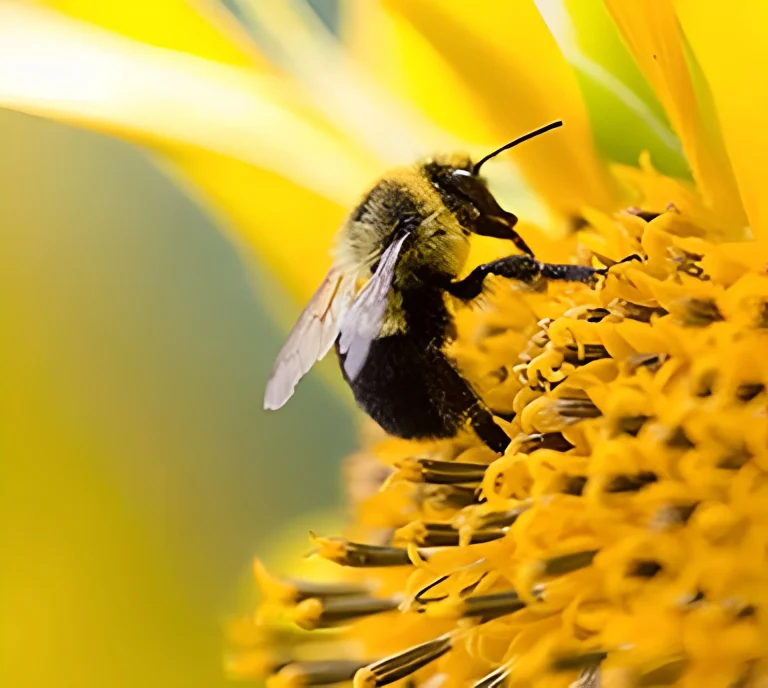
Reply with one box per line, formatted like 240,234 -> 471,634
421,122 -> 564,252
420,153 -> 522,245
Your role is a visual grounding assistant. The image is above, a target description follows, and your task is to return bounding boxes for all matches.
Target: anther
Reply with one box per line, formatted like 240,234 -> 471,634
291,595 -> 401,630
267,660 -> 370,688
605,471 -> 658,493
429,590 -> 525,621
563,344 -> 610,364
353,634 -> 453,688
542,550 -> 598,576
736,383 -> 764,402
627,560 -> 663,578
625,352 -> 667,375
614,301 -> 668,323
652,502 -> 698,528
613,415 -> 652,437
253,559 -> 371,605
423,485 -> 481,509
665,427 -> 695,449
562,475 -> 588,496
396,521 -> 506,547
550,651 -> 608,672
675,297 -> 724,327
553,397 -> 602,419
473,664 -> 512,688
397,458 -> 489,484
518,432 -> 574,454
636,657 -> 688,685
476,506 -> 529,530
311,535 -> 415,567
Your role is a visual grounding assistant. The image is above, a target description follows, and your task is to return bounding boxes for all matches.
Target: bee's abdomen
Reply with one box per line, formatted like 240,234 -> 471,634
337,334 -> 476,441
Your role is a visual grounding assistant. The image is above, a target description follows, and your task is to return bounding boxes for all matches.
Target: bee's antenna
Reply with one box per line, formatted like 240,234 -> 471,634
473,120 -> 563,175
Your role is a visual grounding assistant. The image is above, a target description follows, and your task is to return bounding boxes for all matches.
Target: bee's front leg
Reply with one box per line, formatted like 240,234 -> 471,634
446,255 -> 602,301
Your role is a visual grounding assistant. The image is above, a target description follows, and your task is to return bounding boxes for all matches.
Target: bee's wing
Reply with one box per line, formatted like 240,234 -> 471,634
264,269 -> 356,410
338,232 -> 410,381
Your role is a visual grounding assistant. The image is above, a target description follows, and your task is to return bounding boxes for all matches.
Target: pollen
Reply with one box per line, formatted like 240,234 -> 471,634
230,201 -> 768,688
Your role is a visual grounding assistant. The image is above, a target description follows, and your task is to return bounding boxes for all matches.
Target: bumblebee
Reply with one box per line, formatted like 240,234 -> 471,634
264,122 -> 601,454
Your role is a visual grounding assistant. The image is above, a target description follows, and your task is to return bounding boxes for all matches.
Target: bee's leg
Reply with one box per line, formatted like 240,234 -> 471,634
468,405 -> 510,454
447,255 -> 602,301
471,214 -> 534,256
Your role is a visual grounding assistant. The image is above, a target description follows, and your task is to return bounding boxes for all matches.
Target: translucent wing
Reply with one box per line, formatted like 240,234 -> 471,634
338,232 -> 410,381
264,269 -> 356,410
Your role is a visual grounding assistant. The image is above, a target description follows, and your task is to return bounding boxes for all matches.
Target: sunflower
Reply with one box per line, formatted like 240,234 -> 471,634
5,1 -> 768,687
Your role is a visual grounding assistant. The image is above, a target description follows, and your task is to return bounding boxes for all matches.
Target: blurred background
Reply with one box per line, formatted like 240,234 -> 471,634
1,2 -> 357,684
0,0 -> 690,686
0,105 -> 356,687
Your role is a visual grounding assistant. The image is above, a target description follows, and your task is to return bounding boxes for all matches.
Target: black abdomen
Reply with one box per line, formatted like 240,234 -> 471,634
337,334 -> 475,440
334,283 -> 509,453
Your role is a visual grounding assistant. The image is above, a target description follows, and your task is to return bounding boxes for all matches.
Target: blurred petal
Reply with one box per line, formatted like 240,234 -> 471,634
161,149 -> 347,301
675,0 -> 768,242
0,3 -> 377,207
237,0 -> 454,164
380,0 -> 616,220
538,0 -> 687,178
32,0 -> 260,66
340,0 -> 498,147
604,0 -> 748,235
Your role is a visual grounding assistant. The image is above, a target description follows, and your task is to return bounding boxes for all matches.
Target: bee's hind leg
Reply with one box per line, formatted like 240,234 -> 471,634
468,405 -> 510,455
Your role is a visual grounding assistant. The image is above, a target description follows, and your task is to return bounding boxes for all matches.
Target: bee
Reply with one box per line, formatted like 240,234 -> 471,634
264,122 -> 601,454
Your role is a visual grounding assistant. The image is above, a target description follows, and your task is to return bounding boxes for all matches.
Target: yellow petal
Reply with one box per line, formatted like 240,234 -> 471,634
238,0 -> 454,164
675,0 -> 768,243
603,0 -> 748,235
341,0 -> 498,148
379,0 -> 616,220
33,0 -> 259,67
162,148 -> 346,302
0,4 -> 377,206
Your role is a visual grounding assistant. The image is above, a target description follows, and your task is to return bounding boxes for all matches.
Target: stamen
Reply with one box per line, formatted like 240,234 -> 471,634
605,472 -> 658,493
627,560 -> 663,578
291,595 -> 401,630
736,383 -> 764,402
562,475 -> 588,496
267,660 -> 370,688
674,297 -> 724,327
613,301 -> 668,323
542,550 -> 598,576
253,559 -> 371,604
613,415 -> 652,437
425,590 -> 525,621
627,208 -> 661,222
635,657 -> 688,685
476,506 -> 529,530
572,666 -> 601,688
625,352 -> 668,375
553,398 -> 602,419
651,502 -> 699,528
550,651 -> 608,672
518,432 -> 574,454
666,427 -> 695,449
397,458 -> 489,484
396,521 -> 507,547
717,447 -> 751,469
563,344 -> 610,364
353,634 -> 453,688
413,575 -> 450,604
311,535 -> 414,567
423,485 -> 481,509
474,663 -> 513,688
